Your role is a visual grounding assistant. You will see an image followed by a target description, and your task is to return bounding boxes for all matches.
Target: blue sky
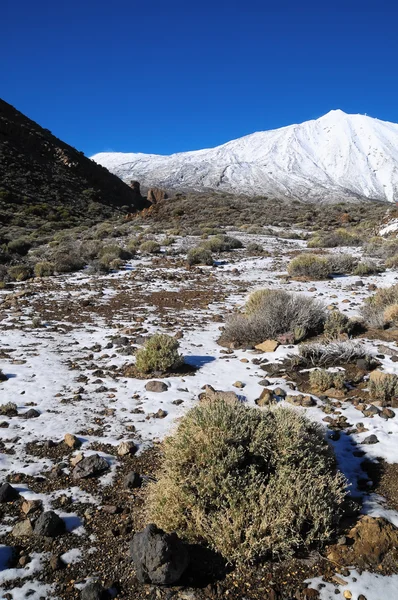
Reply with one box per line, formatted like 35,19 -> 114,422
2,0 -> 398,156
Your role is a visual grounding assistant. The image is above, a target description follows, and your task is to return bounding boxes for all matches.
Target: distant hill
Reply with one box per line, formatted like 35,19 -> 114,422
0,98 -> 143,241
92,110 -> 398,203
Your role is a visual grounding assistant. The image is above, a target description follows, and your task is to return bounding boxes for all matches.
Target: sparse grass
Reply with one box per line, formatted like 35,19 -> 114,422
353,260 -> 384,276
147,397 -> 346,563
309,369 -> 346,392
135,333 -> 183,374
221,289 -> 326,347
7,264 -> 33,281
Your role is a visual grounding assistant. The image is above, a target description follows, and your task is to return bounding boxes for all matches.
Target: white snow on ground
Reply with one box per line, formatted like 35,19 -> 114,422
92,110 -> 398,202
1,230 -> 398,595
308,569 -> 398,600
380,218 -> 398,236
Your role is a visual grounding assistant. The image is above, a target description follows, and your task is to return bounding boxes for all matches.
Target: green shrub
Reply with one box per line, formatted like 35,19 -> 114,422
308,229 -> 362,248
353,260 -> 384,276
147,398 -> 346,563
7,237 -> 32,256
53,251 -> 85,274
309,369 -> 345,392
368,373 -> 398,405
34,261 -> 55,277
186,247 -> 214,266
222,289 -> 326,347
135,334 -> 183,373
201,235 -> 243,253
246,242 -> 264,254
287,254 -> 329,280
140,240 -> 161,254
8,264 -> 33,281
324,310 -> 351,339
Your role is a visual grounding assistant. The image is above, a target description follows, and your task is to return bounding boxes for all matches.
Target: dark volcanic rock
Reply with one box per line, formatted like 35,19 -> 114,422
34,511 -> 65,537
73,454 -> 109,480
130,523 -> 189,585
81,581 -> 107,600
145,380 -> 168,393
123,471 -> 142,490
0,483 -> 20,503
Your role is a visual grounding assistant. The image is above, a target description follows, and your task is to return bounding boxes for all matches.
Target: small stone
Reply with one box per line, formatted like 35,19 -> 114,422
21,499 -> 42,515
64,433 -> 81,449
0,482 -> 20,503
117,441 -> 137,456
70,452 -> 84,467
12,520 -> 34,537
343,592 -> 352,599
154,409 -> 167,418
254,340 -> 279,353
22,409 -> 40,419
358,595 -> 367,600
81,581 -> 105,600
273,387 -> 286,398
124,471 -> 142,490
240,358 -> 249,363
34,510 -> 65,537
258,379 -> 270,386
145,380 -> 168,393
232,381 -> 245,389
49,554 -> 64,571
362,434 -> 379,445
73,454 -> 109,479
255,389 -> 275,407
380,408 -> 395,419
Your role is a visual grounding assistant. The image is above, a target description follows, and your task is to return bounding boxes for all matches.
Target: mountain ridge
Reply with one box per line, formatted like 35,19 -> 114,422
92,110 -> 398,203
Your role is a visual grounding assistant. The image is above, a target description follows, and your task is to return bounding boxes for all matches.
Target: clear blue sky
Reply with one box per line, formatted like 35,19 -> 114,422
2,0 -> 398,156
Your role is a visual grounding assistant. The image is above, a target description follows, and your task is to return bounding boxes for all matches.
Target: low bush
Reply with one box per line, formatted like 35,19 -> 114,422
53,251 -> 85,274
135,334 -> 183,373
326,254 -> 357,274
324,310 -> 352,339
246,242 -> 264,254
201,235 -> 243,253
34,261 -> 55,277
140,240 -> 161,254
186,247 -> 214,266
308,229 -> 362,248
361,284 -> 398,329
222,289 -> 326,347
7,237 -> 32,256
287,254 -> 329,280
368,373 -> 398,405
8,264 -> 33,281
309,368 -> 345,392
290,341 -> 369,368
147,398 -> 346,563
353,260 -> 383,276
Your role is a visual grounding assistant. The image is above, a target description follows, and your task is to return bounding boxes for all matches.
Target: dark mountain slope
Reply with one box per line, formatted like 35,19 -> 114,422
0,98 -> 143,240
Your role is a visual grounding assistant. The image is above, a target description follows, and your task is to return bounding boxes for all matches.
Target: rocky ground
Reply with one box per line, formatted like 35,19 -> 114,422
1,229 -> 398,599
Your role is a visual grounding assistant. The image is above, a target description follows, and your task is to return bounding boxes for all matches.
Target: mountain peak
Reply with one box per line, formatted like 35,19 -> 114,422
92,111 -> 398,204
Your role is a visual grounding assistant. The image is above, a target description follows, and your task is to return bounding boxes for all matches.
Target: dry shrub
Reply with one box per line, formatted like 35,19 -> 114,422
309,369 -> 345,392
361,284 -> 398,329
287,254 -> 329,280
291,341 -> 369,368
140,240 -> 161,254
186,247 -> 214,266
324,310 -> 352,339
368,373 -> 398,405
353,260 -> 383,276
147,398 -> 346,563
383,304 -> 398,325
135,334 -> 183,374
34,261 -> 55,277
308,229 -> 362,248
222,290 -> 326,347
7,265 -> 33,281
201,235 -> 243,253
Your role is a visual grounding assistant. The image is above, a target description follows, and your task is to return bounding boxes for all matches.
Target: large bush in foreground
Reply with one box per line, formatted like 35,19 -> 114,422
135,334 -> 183,373
222,289 -> 326,346
147,398 -> 346,563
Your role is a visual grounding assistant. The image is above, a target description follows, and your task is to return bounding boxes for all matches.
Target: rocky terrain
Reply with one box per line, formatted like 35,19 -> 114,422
1,219 -> 398,599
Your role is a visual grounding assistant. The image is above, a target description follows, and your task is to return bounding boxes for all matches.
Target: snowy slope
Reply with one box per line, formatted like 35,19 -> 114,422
91,110 -> 398,202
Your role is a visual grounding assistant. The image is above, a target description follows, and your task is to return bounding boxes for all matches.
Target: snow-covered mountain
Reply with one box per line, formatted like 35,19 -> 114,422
91,110 -> 398,202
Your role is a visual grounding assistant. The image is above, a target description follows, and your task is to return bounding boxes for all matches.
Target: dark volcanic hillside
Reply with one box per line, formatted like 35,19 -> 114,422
0,98 -> 143,239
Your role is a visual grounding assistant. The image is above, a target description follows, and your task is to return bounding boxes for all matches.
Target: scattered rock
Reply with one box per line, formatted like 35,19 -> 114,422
124,472 -> 142,490
130,523 -> 189,585
64,433 -> 81,449
73,454 -> 109,480
381,407 -> 395,419
22,499 -> 42,515
49,554 -> 65,571
117,441 -> 137,456
362,434 -> 379,445
233,381 -> 245,389
12,520 -> 34,537
22,408 -> 40,419
254,340 -> 279,353
81,580 -> 106,600
145,381 -> 168,393
0,482 -> 20,503
71,452 -> 84,467
199,384 -> 239,403
255,389 -> 275,407
34,510 -> 65,537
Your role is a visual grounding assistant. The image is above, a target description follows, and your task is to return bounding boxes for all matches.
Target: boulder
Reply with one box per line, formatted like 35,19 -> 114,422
73,454 -> 109,480
255,389 -> 275,407
145,381 -> 168,393
117,441 -> 137,456
254,340 -> 279,353
64,433 -> 81,449
130,523 -> 189,585
34,510 -> 65,537
12,519 -> 34,537
22,499 -> 42,515
147,187 -> 168,204
199,384 -> 239,404
0,482 -> 20,503
81,581 -> 106,600
124,472 -> 142,490
22,408 -> 40,419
